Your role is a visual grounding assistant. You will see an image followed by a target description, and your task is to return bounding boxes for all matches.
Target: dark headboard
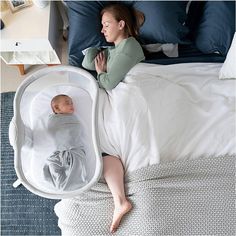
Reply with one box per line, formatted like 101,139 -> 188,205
66,1 -> 235,67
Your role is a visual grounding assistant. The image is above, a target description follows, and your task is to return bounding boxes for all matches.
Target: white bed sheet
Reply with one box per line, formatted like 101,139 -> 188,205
98,62 -> 236,173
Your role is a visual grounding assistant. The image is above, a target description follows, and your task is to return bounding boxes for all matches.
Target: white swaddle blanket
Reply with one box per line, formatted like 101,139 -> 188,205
43,113 -> 87,191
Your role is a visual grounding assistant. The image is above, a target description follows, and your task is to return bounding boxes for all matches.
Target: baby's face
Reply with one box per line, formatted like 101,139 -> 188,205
56,97 -> 74,114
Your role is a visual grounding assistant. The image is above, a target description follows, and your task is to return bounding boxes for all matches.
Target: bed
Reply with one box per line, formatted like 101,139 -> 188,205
2,0 -> 235,235
55,1 -> 236,235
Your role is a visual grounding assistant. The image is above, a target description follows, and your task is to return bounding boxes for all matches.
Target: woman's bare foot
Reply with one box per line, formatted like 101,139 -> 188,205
110,200 -> 132,233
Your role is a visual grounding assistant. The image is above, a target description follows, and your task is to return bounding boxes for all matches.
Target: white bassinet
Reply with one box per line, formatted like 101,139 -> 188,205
9,65 -> 102,199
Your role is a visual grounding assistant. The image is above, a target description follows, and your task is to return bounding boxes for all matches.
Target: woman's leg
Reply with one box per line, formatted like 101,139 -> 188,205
103,155 -> 132,233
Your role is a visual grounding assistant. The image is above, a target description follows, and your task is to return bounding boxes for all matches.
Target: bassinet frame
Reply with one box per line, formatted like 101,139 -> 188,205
9,65 -> 102,199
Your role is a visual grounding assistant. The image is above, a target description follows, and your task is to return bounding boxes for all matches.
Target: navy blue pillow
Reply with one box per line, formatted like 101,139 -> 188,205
67,1 -> 112,66
193,1 -> 235,56
133,1 -> 189,44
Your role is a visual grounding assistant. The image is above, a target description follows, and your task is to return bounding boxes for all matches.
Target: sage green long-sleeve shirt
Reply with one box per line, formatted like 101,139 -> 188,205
82,37 -> 145,90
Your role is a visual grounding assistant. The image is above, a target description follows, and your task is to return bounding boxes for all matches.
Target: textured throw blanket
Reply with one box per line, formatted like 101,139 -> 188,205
55,155 -> 235,235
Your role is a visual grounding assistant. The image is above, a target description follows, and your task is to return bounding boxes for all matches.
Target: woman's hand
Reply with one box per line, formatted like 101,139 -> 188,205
95,51 -> 107,74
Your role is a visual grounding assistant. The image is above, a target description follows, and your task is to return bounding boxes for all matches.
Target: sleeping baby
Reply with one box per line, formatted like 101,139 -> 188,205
43,94 -> 87,191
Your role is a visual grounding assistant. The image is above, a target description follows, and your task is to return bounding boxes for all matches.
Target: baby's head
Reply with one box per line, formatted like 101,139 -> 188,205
51,94 -> 74,114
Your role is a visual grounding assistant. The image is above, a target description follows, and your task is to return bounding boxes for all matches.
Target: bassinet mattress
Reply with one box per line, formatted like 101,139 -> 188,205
97,62 -> 236,172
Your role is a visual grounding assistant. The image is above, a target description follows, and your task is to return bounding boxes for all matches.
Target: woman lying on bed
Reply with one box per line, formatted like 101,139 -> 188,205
82,3 -> 145,233
82,3 -> 145,90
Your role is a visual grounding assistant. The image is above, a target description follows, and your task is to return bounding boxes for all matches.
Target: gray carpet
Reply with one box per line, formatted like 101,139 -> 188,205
1,92 -> 60,236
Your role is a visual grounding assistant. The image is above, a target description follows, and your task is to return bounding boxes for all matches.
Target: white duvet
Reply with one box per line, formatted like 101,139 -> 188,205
98,62 -> 236,173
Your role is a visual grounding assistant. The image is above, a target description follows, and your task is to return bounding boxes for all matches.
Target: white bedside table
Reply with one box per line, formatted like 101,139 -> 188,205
0,1 -> 63,75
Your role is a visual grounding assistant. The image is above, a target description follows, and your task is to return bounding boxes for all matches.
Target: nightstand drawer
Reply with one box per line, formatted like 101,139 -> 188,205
1,50 -> 60,64
1,39 -> 53,52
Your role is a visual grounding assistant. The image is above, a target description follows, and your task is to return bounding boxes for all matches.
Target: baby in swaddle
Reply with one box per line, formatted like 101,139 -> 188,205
43,94 -> 87,191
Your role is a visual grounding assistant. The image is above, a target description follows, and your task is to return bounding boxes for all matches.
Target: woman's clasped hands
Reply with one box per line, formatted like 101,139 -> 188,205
95,51 -> 107,74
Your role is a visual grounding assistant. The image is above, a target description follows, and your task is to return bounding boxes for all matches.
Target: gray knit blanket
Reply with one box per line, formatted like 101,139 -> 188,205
54,155 -> 235,235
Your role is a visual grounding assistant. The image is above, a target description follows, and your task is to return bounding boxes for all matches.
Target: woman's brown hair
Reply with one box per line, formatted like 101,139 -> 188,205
101,3 -> 145,39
